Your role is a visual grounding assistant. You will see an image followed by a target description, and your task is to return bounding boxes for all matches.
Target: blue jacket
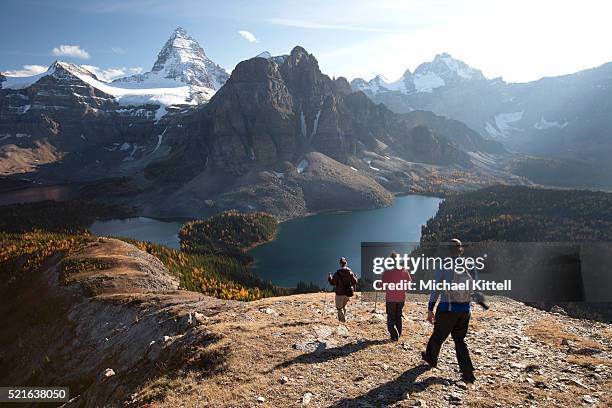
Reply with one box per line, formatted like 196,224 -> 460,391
428,266 -> 479,312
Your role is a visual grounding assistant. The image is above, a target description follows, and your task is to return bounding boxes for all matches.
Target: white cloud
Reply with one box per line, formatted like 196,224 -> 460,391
81,65 -> 143,82
266,18 -> 414,33
4,64 -> 48,77
110,46 -> 125,54
238,30 -> 258,43
51,44 -> 91,59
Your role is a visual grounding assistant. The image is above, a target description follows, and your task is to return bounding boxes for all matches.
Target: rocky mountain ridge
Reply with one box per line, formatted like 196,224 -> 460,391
0,237 -> 233,405
0,59 -> 173,179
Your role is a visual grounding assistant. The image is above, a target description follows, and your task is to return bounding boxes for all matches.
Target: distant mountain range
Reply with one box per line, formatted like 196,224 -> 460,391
351,54 -> 612,170
0,34 -> 522,218
2,29 -> 611,218
352,53 -> 486,95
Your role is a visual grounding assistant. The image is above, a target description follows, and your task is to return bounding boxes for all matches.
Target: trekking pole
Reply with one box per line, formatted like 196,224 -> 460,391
322,283 -> 327,316
373,291 -> 378,313
323,272 -> 331,317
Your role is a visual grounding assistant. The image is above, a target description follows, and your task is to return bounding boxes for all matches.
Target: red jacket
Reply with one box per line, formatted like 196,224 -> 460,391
382,268 -> 412,302
328,267 -> 358,296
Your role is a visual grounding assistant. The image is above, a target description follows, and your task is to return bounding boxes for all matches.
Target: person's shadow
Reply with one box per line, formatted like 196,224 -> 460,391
327,364 -> 448,407
272,339 -> 387,370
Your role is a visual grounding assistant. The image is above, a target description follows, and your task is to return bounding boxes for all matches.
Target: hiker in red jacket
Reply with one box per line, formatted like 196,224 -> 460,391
328,257 -> 358,322
382,252 -> 413,341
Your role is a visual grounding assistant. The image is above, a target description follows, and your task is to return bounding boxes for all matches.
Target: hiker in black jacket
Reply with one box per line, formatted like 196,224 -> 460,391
328,257 -> 358,322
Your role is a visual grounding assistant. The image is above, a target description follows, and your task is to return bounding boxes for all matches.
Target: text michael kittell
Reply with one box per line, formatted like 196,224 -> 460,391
371,254 -> 511,293
373,279 -> 512,292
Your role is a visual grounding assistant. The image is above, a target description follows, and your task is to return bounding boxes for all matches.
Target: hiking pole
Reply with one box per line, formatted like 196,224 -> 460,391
323,272 -> 331,317
322,283 -> 327,316
373,290 -> 378,313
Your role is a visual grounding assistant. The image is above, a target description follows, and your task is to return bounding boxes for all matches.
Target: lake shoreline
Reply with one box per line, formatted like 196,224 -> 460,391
249,195 -> 443,288
0,186 -> 442,288
0,180 -> 447,223
115,192 -> 442,230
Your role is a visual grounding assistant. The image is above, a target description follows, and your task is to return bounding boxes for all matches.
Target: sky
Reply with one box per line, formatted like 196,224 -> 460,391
2,0 -> 612,83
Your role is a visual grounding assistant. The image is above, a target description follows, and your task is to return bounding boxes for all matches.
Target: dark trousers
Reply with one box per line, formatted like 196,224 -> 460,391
424,310 -> 475,378
385,301 -> 404,340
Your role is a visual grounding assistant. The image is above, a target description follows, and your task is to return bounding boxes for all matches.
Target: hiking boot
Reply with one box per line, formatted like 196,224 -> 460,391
421,351 -> 437,368
461,373 -> 476,384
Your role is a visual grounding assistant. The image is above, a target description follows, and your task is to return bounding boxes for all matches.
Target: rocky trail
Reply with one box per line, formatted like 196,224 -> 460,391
140,294 -> 611,407
1,238 -> 610,407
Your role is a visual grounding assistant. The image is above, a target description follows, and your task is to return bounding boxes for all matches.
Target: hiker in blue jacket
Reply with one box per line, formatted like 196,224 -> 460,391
421,238 -> 477,383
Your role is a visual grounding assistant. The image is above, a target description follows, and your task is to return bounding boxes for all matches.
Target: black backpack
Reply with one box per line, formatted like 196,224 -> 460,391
339,269 -> 354,297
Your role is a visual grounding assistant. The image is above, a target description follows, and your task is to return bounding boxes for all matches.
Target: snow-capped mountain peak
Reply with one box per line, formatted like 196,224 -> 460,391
49,60 -> 99,80
1,60 -> 99,90
148,27 -> 228,89
371,74 -> 389,84
350,53 -> 485,96
351,70 -> 416,95
112,27 -> 229,97
415,53 -> 485,82
365,74 -> 398,93
1,29 -> 229,120
255,51 -> 272,59
1,58 -> 209,121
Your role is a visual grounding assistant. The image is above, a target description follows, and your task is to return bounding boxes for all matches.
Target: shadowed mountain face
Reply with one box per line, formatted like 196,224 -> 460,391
196,47 -> 500,175
141,47 -> 516,218
0,62 -> 163,179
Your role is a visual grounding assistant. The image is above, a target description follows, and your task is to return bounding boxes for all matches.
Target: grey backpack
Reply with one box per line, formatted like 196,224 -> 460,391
446,269 -> 473,304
